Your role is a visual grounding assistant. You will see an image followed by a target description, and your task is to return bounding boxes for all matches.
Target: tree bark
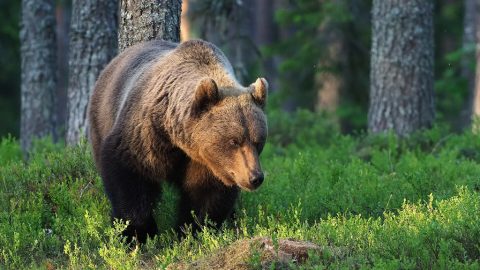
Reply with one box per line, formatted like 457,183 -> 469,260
55,4 -> 71,141
254,0 -> 278,91
196,0 -> 255,83
459,0 -> 477,129
180,0 -> 190,41
314,10 -> 346,113
66,0 -> 118,145
368,0 -> 435,136
470,1 -> 480,129
462,0 -> 477,94
20,0 -> 57,152
118,0 -> 182,52
229,0 -> 256,83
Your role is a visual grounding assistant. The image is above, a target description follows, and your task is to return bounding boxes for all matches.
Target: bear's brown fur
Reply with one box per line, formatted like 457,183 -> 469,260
88,39 -> 268,242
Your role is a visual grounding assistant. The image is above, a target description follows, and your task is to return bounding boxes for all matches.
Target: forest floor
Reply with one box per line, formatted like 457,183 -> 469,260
1,111 -> 480,269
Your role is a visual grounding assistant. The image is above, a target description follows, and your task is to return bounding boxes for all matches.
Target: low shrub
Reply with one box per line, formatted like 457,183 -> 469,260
1,121 -> 479,268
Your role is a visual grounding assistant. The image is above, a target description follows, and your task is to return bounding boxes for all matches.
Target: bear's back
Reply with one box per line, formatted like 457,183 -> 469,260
88,40 -> 177,165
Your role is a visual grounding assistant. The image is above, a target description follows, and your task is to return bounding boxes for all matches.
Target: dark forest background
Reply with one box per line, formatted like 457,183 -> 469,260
0,0 -> 469,139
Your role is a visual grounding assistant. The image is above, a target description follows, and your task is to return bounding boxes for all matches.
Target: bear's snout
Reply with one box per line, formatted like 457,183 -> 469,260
236,169 -> 264,191
249,171 -> 264,189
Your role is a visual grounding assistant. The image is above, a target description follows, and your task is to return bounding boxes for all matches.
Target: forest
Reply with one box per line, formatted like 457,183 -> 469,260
1,0 -> 480,269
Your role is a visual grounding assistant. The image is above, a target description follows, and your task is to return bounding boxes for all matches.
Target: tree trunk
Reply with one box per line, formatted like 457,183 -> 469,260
197,0 -> 255,83
315,66 -> 342,113
20,0 -> 57,152
118,0 -> 182,52
229,0 -> 256,83
459,0 -> 477,129
254,0 -> 278,91
462,0 -> 477,95
368,0 -> 435,136
66,0 -> 118,145
56,4 -> 71,141
470,1 -> 480,129
314,10 -> 346,113
180,0 -> 190,41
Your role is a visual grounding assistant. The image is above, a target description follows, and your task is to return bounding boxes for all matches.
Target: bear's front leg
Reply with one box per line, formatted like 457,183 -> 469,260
100,135 -> 161,243
176,182 -> 239,234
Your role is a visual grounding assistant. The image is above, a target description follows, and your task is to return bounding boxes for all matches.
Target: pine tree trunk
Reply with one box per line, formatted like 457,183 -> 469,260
470,1 -> 480,129
254,0 -> 278,91
314,47 -> 343,113
180,0 -> 190,41
198,0 -> 257,83
55,4 -> 71,141
66,0 -> 118,145
460,0 -> 477,129
368,0 -> 435,136
20,0 -> 57,152
315,5 -> 346,113
118,0 -> 182,52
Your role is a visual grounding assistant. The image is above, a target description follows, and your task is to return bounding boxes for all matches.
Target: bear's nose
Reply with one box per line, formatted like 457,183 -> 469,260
249,171 -> 264,188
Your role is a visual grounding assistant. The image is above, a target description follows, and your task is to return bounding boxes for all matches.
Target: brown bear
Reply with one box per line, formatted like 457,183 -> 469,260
88,39 -> 268,243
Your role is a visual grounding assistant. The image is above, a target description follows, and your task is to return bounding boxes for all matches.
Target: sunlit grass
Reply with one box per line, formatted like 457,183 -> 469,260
1,114 -> 480,268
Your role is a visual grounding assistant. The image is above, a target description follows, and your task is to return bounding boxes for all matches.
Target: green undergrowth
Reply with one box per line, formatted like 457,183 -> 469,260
1,112 -> 480,269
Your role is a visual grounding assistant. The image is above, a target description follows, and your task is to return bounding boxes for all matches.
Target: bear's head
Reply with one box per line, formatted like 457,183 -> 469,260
190,77 -> 268,191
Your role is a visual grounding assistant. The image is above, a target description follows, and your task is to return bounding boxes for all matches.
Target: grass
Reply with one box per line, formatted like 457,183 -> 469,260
1,111 -> 480,269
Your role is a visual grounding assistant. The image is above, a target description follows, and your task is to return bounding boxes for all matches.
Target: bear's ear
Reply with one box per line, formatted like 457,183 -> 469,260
192,78 -> 220,117
250,78 -> 268,109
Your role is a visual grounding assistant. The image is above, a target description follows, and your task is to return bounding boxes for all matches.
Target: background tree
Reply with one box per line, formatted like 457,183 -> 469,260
469,0 -> 480,127
253,0 -> 277,91
119,0 -> 182,52
55,1 -> 71,140
181,0 -> 190,41
20,0 -> 57,152
263,0 -> 370,131
189,0 -> 258,83
455,0 -> 478,129
66,0 -> 118,145
368,0 -> 435,136
314,0 -> 348,114
0,0 -> 472,139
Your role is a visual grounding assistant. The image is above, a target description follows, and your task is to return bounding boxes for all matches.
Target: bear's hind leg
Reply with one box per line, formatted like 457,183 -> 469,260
100,136 -> 161,243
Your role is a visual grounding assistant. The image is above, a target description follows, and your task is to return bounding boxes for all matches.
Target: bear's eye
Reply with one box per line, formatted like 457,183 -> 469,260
229,139 -> 240,147
253,141 -> 264,152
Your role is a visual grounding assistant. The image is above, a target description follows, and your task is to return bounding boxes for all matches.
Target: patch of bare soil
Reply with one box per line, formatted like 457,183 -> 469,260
167,237 -> 342,270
